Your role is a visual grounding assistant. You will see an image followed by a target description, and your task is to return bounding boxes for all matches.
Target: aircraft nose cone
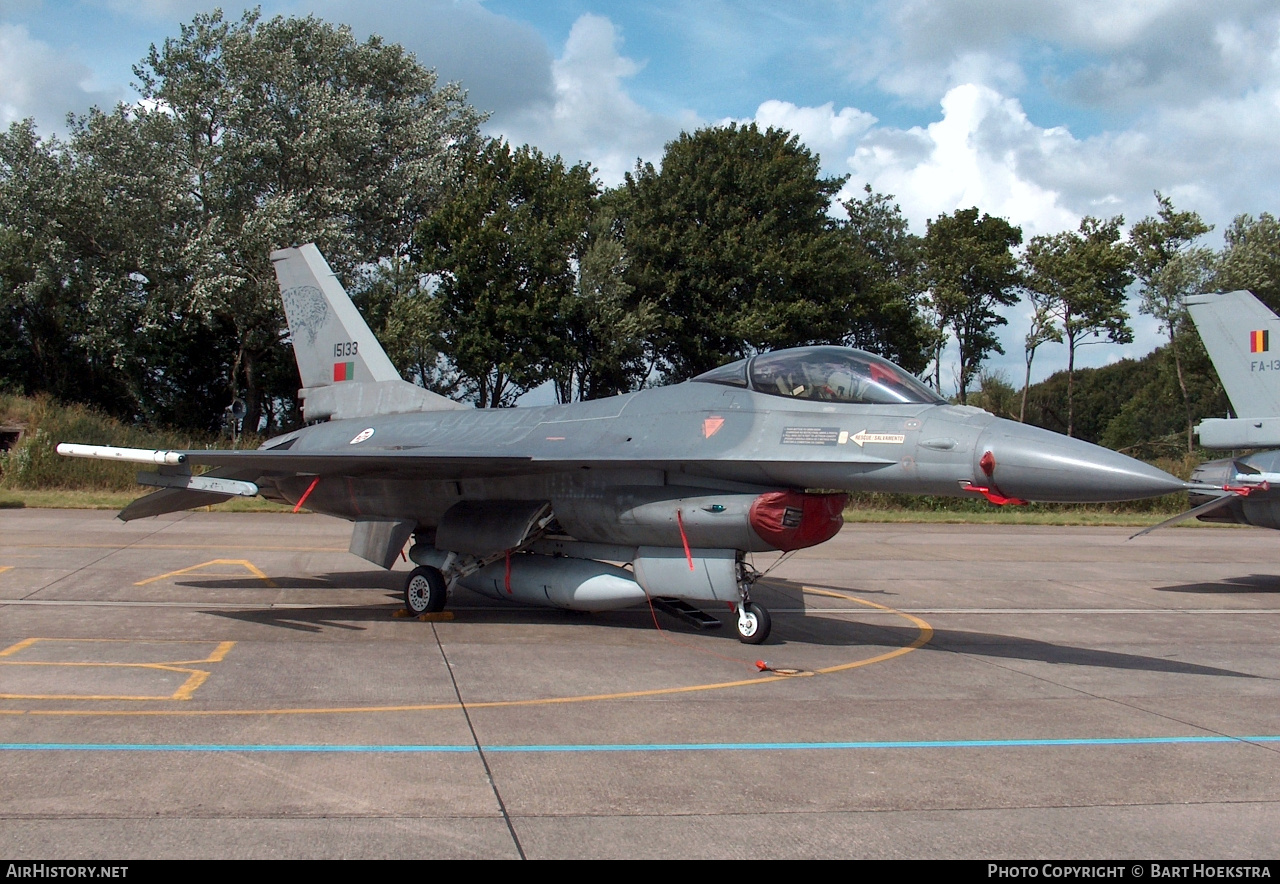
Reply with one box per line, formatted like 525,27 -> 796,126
975,420 -> 1187,502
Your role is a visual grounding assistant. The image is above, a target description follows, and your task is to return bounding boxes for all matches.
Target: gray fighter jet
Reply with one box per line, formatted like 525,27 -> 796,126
59,245 -> 1191,643
1142,289 -> 1280,532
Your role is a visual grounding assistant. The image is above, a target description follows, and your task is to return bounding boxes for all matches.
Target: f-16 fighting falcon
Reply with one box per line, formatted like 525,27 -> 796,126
59,245 -> 1193,643
1132,289 -> 1280,536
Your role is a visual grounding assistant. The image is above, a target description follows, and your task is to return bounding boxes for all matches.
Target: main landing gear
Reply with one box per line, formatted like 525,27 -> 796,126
404,565 -> 448,615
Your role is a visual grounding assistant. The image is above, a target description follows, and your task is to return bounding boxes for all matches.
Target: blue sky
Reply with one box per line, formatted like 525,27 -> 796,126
3,1 -> 1279,392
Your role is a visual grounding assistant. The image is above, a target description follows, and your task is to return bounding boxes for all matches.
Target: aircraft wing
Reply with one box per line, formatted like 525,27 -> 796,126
177,449 -> 540,479
175,446 -> 897,479
60,441 -> 897,521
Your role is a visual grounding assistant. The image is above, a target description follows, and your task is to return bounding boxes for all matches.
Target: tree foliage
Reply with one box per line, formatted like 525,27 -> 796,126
1216,213 -> 1280,311
556,202 -> 656,401
840,185 -> 930,374
3,9 -> 1271,462
1131,193 -> 1213,452
417,139 -> 597,407
130,8 -> 483,430
921,208 -> 1023,403
0,10 -> 483,432
618,124 -> 925,380
1023,215 -> 1134,435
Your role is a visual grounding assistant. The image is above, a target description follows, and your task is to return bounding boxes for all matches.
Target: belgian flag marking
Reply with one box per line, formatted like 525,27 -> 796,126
1251,330 -> 1270,353
333,361 -> 355,381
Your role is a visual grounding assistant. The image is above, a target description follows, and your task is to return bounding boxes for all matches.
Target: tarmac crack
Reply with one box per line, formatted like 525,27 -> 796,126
947,645 -> 1280,755
14,511 -> 195,602
433,622 -> 527,860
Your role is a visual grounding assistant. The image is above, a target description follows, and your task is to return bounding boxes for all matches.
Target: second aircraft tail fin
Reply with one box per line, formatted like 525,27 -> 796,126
1186,290 -> 1280,419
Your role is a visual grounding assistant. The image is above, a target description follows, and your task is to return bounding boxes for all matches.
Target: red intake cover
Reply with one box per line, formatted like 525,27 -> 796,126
748,491 -> 849,551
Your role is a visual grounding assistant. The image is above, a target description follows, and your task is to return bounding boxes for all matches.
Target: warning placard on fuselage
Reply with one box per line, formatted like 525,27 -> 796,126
781,427 -> 842,445
781,427 -> 908,447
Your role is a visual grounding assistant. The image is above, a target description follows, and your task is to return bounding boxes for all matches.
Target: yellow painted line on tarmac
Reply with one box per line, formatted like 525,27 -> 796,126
2,543 -> 345,552
0,638 -> 237,701
0,566 -> 11,575
0,638 -> 39,657
134,559 -> 277,588
9,591 -> 932,717
802,588 -> 935,674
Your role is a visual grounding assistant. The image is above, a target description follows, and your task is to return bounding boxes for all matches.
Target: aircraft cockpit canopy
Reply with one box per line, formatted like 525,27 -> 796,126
692,346 -> 943,406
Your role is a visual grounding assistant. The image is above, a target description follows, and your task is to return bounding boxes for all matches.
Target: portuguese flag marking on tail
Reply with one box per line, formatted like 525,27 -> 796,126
334,361 -> 355,381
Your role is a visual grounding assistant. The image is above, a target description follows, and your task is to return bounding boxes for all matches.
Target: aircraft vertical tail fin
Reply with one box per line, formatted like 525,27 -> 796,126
272,244 -> 401,388
1186,290 -> 1280,419
271,244 -> 463,421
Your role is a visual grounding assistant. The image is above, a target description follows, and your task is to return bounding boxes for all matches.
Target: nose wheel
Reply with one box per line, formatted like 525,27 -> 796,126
735,602 -> 771,644
405,565 -> 448,614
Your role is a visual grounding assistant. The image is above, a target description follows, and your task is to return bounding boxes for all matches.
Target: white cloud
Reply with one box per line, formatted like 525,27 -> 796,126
0,23 -> 120,133
749,100 -> 876,169
740,86 -> 1081,238
738,82 -> 1235,388
849,84 -> 1079,238
87,0 -> 213,19
314,0 -> 554,121
493,13 -> 697,185
846,0 -> 1280,116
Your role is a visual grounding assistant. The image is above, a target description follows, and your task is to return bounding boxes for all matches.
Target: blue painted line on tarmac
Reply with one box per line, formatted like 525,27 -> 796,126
2,735 -> 1279,753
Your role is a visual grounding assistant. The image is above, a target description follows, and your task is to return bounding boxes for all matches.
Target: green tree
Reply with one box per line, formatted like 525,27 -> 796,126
0,115 -> 234,427
1131,193 -> 1213,453
1216,213 -> 1280,311
840,185 -> 930,374
554,202 -> 656,401
921,208 -> 1023,403
1023,216 -> 1134,436
1019,290 -> 1062,423
619,124 -> 919,380
354,256 -> 459,398
968,370 -> 1019,420
0,122 -> 85,402
417,139 -> 597,407
130,9 -> 482,430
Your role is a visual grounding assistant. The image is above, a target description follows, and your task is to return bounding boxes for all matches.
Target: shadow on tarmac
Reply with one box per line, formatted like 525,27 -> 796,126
1156,574 -> 1280,594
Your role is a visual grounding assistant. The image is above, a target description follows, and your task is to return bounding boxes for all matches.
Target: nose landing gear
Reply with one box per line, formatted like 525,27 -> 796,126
735,601 -> 771,644
734,559 -> 771,644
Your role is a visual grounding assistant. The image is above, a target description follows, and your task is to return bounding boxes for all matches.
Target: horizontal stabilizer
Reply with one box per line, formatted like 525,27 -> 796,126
118,487 -> 235,521
118,466 -> 263,521
298,378 -> 462,422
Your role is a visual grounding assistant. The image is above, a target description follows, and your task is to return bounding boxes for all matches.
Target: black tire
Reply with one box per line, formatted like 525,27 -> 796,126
735,602 -> 771,644
405,566 -> 447,615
